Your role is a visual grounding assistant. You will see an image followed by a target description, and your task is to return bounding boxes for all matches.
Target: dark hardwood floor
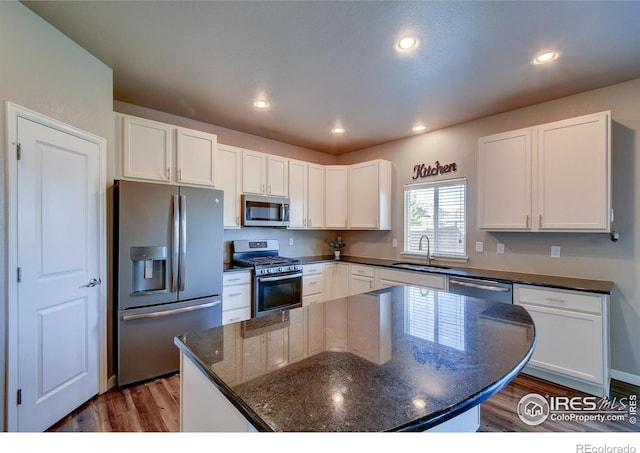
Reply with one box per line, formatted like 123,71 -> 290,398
48,373 -> 639,433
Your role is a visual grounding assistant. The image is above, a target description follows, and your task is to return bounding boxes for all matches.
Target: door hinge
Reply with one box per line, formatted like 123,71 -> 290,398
17,267 -> 22,283
17,389 -> 22,405
16,143 -> 22,160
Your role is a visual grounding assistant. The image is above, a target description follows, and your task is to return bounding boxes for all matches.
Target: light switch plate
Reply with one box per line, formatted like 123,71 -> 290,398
289,238 -> 294,246
551,246 -> 561,258
475,242 -> 484,252
497,243 -> 505,254
392,238 -> 398,248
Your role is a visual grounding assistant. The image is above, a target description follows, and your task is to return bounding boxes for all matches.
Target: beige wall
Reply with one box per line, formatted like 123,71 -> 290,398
337,77 -> 640,379
0,2 -> 114,430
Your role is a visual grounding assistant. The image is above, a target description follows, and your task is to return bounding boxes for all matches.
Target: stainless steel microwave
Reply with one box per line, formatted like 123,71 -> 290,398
241,194 -> 290,227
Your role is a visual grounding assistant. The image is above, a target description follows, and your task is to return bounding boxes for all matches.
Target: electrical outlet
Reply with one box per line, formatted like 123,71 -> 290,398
289,238 -> 294,246
551,246 -> 561,258
475,242 -> 484,252
392,238 -> 398,248
497,243 -> 505,254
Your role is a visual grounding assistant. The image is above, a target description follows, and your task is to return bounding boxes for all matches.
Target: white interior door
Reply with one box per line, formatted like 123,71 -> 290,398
11,112 -> 103,431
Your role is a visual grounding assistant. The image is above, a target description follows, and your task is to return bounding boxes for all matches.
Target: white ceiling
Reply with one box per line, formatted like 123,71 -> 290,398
23,1 -> 640,155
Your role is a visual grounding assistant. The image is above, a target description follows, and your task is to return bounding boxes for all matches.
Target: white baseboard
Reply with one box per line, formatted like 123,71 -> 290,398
611,369 -> 640,387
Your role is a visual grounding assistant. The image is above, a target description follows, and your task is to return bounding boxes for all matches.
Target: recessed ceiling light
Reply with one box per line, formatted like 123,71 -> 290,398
396,36 -> 419,51
532,51 -> 559,65
331,127 -> 345,135
253,99 -> 270,109
412,124 -> 427,133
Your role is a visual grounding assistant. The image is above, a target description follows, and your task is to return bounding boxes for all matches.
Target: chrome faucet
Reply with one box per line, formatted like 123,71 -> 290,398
418,234 -> 433,265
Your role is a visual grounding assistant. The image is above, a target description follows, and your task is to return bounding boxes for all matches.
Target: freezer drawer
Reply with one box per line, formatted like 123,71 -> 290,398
117,296 -> 222,387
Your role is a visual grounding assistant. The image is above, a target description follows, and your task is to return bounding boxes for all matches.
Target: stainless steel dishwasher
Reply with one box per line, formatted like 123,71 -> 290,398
448,276 -> 513,304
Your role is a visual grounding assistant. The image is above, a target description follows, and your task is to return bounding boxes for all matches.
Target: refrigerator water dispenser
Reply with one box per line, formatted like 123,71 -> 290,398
130,246 -> 167,295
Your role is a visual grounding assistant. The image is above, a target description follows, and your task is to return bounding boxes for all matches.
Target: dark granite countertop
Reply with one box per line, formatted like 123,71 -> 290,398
175,285 -> 535,432
290,255 -> 614,294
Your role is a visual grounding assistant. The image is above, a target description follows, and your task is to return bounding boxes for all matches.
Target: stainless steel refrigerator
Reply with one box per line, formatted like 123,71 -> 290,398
113,179 -> 223,386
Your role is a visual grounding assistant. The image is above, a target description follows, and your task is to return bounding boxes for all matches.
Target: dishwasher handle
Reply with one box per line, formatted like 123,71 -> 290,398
449,278 -> 511,292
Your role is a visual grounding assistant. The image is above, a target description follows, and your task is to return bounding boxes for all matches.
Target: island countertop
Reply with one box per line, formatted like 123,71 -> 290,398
175,285 -> 535,432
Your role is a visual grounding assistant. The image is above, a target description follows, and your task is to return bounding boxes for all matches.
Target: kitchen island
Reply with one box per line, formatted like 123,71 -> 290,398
174,285 -> 535,432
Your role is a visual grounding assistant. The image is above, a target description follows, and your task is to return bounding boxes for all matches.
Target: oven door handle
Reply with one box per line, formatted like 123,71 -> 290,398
258,272 -> 303,282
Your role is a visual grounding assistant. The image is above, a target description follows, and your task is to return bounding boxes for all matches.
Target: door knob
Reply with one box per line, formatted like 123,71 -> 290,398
86,278 -> 102,287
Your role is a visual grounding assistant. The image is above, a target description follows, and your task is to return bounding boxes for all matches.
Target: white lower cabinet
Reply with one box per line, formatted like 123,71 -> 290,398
324,263 -> 350,300
302,263 -> 325,305
349,264 -> 375,295
222,271 -> 251,325
376,268 -> 446,291
514,284 -> 610,397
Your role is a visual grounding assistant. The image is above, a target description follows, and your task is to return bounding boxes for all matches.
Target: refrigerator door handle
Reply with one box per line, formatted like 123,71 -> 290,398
171,195 -> 179,293
121,300 -> 221,321
179,194 -> 187,292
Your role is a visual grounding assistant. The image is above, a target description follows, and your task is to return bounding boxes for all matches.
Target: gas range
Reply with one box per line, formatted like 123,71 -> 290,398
231,240 -> 303,318
231,240 -> 302,276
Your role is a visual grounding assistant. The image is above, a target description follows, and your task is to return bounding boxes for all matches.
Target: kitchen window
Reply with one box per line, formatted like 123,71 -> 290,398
403,178 -> 466,260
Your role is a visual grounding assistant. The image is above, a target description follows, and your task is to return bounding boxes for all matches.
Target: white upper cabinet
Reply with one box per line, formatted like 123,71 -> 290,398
537,112 -> 611,231
176,127 -> 217,186
478,111 -> 611,232
348,159 -> 392,230
478,128 -> 532,230
118,113 -> 217,187
288,160 -> 325,229
242,149 -> 266,195
242,150 -> 288,197
121,114 -> 173,182
216,144 -> 243,228
324,166 -> 349,229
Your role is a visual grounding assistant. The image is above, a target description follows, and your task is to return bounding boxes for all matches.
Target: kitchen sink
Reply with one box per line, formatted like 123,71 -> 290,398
390,262 -> 450,272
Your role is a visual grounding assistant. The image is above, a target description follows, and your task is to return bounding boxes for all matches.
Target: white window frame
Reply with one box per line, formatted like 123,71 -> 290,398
402,177 -> 467,262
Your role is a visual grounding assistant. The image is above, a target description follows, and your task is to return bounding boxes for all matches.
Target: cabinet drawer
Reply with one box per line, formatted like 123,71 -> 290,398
303,274 -> 325,296
303,293 -> 324,306
222,307 -> 251,325
350,264 -> 374,278
377,269 -> 445,290
303,263 -> 324,276
223,271 -> 251,286
223,284 -> 250,311
516,285 -> 602,314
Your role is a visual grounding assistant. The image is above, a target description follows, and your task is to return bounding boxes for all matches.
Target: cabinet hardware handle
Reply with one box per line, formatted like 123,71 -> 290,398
178,168 -> 182,181
309,281 -> 317,285
166,167 -> 170,180
539,214 -> 543,226
227,277 -> 241,282
268,184 -> 271,194
228,292 -> 242,297
545,297 -> 566,303
526,215 -> 529,228
309,218 -> 312,226
227,317 -> 240,322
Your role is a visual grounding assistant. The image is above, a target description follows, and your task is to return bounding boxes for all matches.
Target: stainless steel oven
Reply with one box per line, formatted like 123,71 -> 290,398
254,270 -> 302,317
232,240 -> 303,318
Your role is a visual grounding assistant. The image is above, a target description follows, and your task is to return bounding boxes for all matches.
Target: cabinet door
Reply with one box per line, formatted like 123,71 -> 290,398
288,160 -> 307,228
306,303 -> 326,356
478,129 -> 532,230
519,302 -> 603,384
349,161 -> 379,229
241,335 -> 266,381
350,275 -> 374,296
242,149 -> 266,194
325,263 -> 350,300
267,155 -> 288,197
266,329 -> 288,371
216,145 -> 242,228
324,166 -> 349,228
122,115 -> 173,182
176,127 -> 217,186
307,164 -> 325,228
537,112 -> 610,231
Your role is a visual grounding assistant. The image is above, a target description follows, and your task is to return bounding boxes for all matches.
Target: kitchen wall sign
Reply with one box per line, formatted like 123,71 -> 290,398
412,160 -> 457,180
